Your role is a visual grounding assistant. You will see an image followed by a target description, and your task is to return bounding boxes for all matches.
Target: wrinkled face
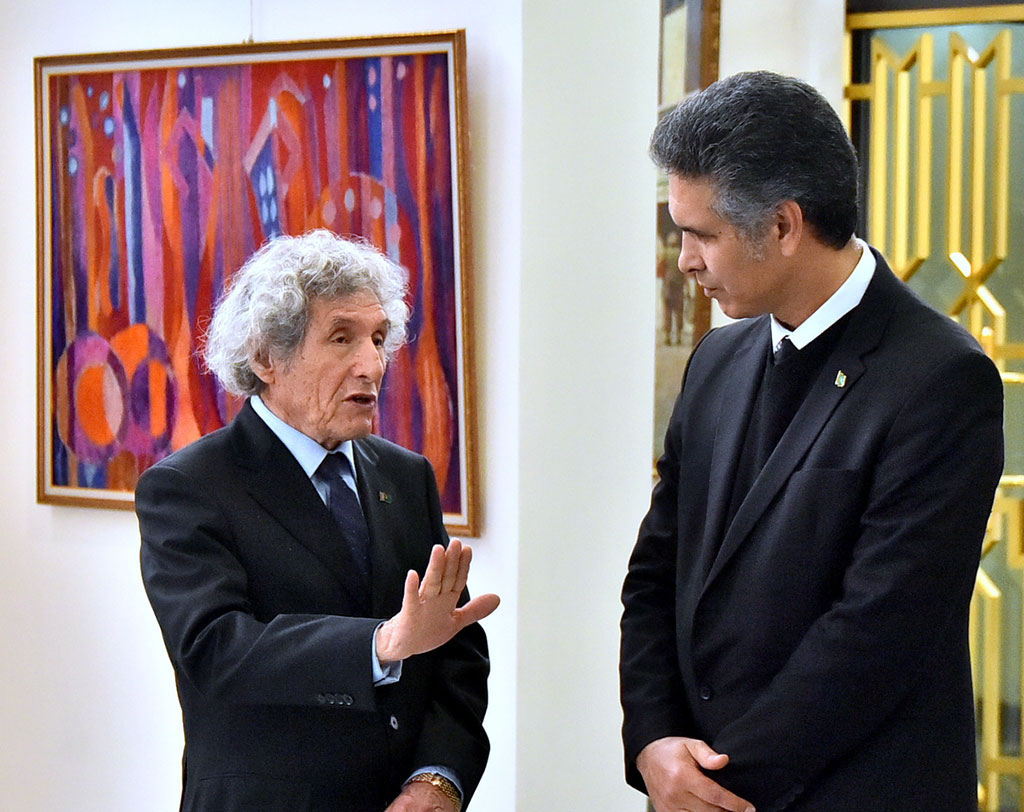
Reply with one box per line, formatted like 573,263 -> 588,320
668,175 -> 787,320
256,290 -> 388,449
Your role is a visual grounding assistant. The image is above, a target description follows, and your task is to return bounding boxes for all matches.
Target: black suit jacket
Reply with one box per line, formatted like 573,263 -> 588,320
137,402 -> 490,812
620,254 -> 1004,811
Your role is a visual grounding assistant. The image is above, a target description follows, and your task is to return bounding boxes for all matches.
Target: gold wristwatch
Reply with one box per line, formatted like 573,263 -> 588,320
407,772 -> 462,812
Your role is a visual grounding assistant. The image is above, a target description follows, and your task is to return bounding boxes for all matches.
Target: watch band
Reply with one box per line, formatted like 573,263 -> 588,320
406,772 -> 462,812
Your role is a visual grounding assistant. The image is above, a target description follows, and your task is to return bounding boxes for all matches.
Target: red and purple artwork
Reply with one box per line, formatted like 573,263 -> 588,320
36,33 -> 476,532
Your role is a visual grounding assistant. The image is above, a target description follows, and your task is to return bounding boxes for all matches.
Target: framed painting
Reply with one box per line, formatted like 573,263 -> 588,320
653,0 -> 720,467
35,30 -> 479,534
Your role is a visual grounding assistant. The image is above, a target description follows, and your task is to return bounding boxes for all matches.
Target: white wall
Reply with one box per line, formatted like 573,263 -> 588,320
516,0 -> 659,809
720,0 -> 845,109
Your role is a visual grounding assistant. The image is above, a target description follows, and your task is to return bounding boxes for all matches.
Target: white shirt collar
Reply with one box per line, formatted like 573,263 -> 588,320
770,237 -> 876,352
249,395 -> 356,480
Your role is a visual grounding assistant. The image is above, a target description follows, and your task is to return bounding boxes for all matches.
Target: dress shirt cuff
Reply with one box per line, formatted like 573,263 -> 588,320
371,622 -> 403,686
407,766 -> 464,801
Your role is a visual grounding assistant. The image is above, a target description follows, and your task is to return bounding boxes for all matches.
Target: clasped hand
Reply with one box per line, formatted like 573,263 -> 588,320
375,539 -> 500,664
637,736 -> 755,812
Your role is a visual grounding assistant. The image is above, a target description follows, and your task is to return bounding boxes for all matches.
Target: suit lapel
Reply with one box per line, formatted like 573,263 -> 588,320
697,319 -> 770,581
353,438 -> 408,617
702,256 -> 901,592
229,402 -> 372,613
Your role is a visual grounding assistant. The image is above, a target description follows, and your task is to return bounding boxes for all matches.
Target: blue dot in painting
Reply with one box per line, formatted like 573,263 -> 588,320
68,156 -> 78,175
59,106 -> 70,125
258,172 -> 266,196
87,85 -> 94,97
104,117 -> 115,137
323,74 -> 331,89
265,166 -> 274,193
270,198 -> 278,219
178,71 -> 187,88
260,200 -> 268,222
99,90 -> 110,111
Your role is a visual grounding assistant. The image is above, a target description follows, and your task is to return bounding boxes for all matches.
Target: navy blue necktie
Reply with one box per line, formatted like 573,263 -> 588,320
315,453 -> 372,586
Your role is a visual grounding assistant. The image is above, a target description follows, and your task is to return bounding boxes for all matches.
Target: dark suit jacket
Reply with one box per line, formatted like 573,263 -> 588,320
620,253 -> 1004,812
137,402 -> 490,812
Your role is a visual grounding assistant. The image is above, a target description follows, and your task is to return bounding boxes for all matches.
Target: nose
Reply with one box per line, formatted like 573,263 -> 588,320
352,337 -> 386,381
678,232 -> 705,275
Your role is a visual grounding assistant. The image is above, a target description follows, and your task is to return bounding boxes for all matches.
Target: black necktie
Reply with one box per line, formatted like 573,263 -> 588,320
315,453 -> 372,586
773,335 -> 797,366
761,336 -> 806,462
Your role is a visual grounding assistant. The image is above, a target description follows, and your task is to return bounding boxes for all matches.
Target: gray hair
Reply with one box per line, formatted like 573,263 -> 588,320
204,229 -> 410,396
650,71 -> 859,250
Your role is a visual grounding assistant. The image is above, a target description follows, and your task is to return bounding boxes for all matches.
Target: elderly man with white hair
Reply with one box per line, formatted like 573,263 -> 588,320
137,229 -> 497,812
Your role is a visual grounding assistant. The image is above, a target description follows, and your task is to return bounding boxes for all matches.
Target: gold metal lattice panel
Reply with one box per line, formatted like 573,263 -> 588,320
846,15 -> 1024,811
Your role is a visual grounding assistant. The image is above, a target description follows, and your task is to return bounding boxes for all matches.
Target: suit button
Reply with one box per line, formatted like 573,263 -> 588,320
316,694 -> 326,705
341,694 -> 354,706
699,684 -> 713,701
390,715 -> 399,730
327,694 -> 336,705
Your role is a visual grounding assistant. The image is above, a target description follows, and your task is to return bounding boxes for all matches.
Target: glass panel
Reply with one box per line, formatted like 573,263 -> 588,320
850,19 -> 1024,810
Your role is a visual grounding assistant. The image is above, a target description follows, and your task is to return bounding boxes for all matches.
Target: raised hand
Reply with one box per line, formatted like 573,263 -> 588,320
375,539 -> 500,664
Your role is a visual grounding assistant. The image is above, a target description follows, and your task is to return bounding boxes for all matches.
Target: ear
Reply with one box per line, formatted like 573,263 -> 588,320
773,200 -> 804,258
250,351 -> 276,387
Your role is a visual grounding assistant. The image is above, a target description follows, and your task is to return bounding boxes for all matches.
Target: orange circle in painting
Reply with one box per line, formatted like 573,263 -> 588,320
75,363 -> 123,446
54,332 -> 128,465
109,323 -> 151,376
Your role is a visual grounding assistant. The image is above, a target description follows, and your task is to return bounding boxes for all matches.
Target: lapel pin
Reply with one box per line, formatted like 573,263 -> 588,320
378,491 -> 392,503
834,370 -> 847,388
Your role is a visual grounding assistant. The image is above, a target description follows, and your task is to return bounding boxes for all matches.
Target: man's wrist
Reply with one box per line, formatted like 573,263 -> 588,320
405,772 -> 462,812
375,618 -> 402,664
371,622 -> 403,685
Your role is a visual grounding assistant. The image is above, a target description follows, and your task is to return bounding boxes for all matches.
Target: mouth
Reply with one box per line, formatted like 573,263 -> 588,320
346,393 -> 378,409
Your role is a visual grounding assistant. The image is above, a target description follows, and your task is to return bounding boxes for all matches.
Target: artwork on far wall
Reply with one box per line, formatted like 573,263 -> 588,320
35,30 -> 479,535
653,0 -> 720,467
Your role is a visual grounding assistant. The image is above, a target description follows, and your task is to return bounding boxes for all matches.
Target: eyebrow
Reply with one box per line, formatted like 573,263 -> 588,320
327,316 -> 390,333
677,223 -> 717,239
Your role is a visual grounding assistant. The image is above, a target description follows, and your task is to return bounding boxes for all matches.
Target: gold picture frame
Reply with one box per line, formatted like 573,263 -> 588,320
35,30 -> 479,535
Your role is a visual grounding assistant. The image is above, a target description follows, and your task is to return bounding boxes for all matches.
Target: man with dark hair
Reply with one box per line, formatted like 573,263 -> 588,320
620,71 -> 1003,812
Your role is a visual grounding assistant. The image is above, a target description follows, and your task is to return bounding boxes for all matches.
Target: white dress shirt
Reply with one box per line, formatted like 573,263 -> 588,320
770,237 -> 876,354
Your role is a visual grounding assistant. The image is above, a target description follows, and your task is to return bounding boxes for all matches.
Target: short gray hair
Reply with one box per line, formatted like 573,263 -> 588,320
204,229 -> 410,396
650,71 -> 859,250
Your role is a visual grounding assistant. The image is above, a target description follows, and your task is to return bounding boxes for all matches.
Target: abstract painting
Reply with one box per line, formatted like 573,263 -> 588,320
35,32 -> 478,534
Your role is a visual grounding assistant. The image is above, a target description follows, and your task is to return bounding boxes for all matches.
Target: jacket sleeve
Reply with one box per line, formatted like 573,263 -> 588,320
137,462 -> 382,711
619,340 -> 709,791
712,349 -> 1003,809
410,456 -> 492,808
